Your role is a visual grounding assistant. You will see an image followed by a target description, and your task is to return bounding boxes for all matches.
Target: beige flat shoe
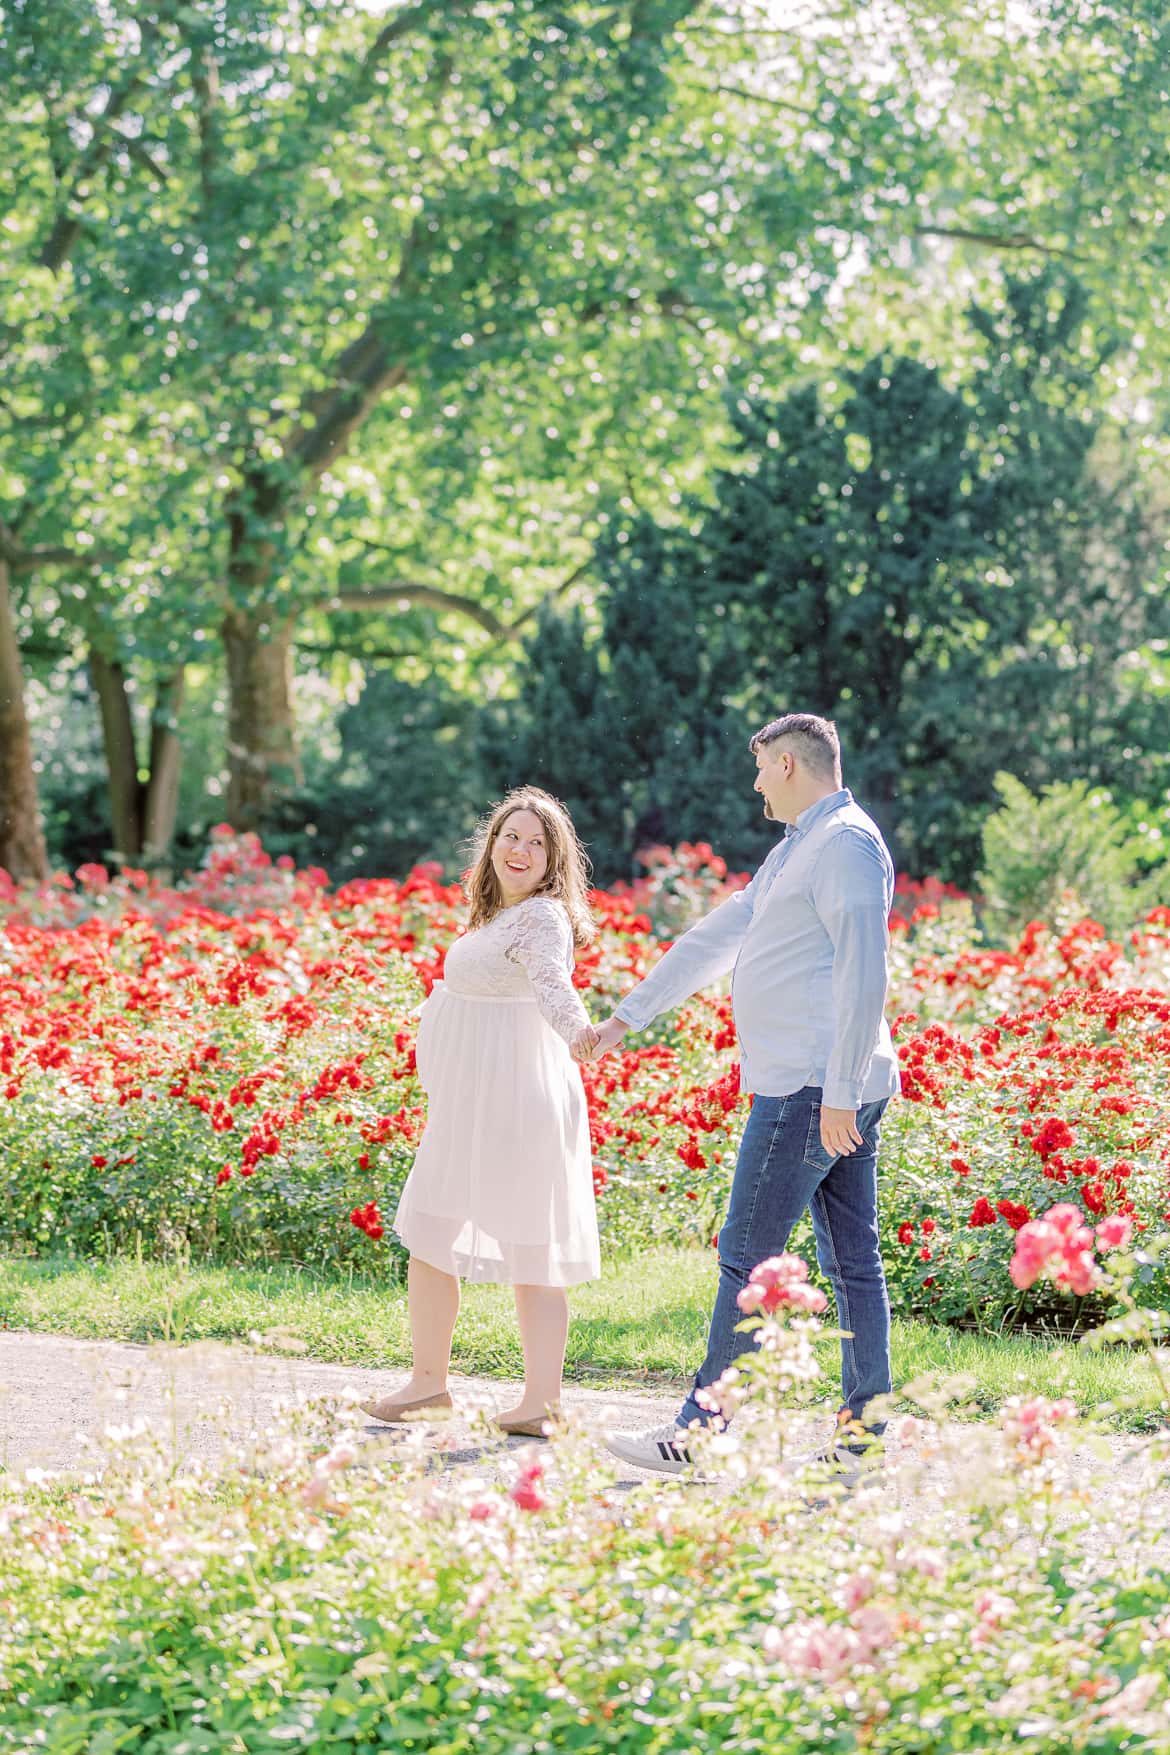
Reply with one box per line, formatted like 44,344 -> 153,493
360,1390 -> 454,1424
494,1408 -> 562,1438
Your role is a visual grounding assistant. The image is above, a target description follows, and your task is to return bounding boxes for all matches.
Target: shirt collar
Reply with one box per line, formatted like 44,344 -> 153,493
786,787 -> 852,839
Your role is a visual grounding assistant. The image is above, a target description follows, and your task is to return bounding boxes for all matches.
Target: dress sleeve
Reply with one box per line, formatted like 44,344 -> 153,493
504,899 -> 591,1046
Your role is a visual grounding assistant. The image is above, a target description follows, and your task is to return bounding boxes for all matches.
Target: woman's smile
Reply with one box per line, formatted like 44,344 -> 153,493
492,809 -> 550,901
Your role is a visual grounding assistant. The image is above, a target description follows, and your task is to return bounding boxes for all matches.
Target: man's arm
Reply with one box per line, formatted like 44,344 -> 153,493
612,877 -> 761,1035
571,855 -> 775,1063
576,887 -> 756,1063
815,829 -> 893,1125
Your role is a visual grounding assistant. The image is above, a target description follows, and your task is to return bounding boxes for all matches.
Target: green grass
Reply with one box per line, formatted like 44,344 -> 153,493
1,1249 -> 1164,1427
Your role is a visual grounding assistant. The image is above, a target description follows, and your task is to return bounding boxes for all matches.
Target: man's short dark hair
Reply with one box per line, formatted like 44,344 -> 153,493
750,714 -> 842,783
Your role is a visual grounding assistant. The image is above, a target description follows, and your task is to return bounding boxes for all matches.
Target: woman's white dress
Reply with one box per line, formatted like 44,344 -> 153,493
393,895 -> 600,1287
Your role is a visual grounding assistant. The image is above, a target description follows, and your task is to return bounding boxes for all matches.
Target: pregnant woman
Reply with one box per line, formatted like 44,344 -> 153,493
361,787 -> 600,1437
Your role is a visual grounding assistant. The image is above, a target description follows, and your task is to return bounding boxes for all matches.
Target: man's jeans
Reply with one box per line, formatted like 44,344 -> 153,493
679,1086 -> 891,1435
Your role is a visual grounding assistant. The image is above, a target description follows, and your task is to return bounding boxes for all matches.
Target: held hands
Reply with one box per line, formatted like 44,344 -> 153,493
570,1014 -> 630,1064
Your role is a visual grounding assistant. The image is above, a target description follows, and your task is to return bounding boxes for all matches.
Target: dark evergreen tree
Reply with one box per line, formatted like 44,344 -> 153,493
475,604 -> 618,872
479,526 -> 774,883
962,276 -> 1170,811
272,668 -> 485,880
281,274 -> 1170,887
696,358 -> 992,871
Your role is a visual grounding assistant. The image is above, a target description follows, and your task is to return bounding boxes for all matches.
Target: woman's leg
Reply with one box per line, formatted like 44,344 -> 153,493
407,1254 -> 461,1389
499,1283 -> 569,1420
362,1255 -> 460,1414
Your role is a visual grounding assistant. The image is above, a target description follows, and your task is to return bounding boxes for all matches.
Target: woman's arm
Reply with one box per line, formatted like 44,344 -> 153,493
504,899 -> 591,1046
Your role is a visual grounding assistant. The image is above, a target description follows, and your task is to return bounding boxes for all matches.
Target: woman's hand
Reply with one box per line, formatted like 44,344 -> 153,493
570,1024 -> 600,1063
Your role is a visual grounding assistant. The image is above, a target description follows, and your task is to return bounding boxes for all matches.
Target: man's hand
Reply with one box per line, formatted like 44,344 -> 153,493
820,1105 -> 863,1158
570,1024 -> 599,1063
577,1014 -> 629,1063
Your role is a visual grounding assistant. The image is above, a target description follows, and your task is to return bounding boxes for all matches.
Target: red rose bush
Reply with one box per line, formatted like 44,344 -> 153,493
1,835 -> 1168,1328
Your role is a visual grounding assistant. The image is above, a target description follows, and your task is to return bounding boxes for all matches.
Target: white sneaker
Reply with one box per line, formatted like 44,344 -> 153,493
801,1442 -> 882,1504
605,1421 -> 696,1475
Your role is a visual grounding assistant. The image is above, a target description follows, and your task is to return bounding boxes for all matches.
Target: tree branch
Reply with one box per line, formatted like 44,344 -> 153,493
365,0 -> 463,65
285,344 -> 411,483
503,560 -> 592,636
274,0 -> 476,488
124,133 -> 170,188
38,71 -> 151,272
913,225 -> 1088,264
332,583 -> 508,637
328,553 -> 594,644
0,522 -> 112,573
189,38 -> 219,212
696,80 -> 815,117
225,3 -> 485,545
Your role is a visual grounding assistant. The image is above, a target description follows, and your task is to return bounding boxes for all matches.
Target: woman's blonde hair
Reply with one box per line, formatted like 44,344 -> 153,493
464,787 -> 596,948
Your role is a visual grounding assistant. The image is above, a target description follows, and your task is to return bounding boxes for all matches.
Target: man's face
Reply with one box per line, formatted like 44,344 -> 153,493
753,742 -> 792,823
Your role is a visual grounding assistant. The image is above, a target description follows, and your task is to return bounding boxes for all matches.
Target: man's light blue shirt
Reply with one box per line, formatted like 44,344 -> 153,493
614,789 -> 902,1109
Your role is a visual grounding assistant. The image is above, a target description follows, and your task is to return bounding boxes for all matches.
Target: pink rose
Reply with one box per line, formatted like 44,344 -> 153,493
1002,1394 -> 1076,1461
841,1570 -> 875,1612
737,1255 -> 829,1316
1096,1215 -> 1134,1252
510,1463 -> 547,1513
1009,1206 -> 1102,1297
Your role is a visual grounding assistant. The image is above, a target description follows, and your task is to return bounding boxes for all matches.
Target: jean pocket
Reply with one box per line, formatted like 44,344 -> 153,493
803,1103 -> 836,1171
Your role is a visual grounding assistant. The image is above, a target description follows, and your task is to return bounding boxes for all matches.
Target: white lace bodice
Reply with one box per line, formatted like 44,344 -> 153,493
440,896 -> 590,1045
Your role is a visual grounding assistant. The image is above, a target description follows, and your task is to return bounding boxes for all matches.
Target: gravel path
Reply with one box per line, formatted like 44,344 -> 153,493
3,1329 -> 1168,1545
0,1329 -> 693,1477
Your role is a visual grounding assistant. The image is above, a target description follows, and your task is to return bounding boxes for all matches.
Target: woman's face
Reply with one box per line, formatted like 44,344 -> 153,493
491,809 -> 550,905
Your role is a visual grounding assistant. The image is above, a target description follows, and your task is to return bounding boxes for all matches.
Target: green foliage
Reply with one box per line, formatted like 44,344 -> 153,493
472,274 -> 1169,886
978,773 -> 1168,940
272,668 -> 485,881
7,3 -> 1170,874
9,0 -> 949,835
478,525 -> 773,881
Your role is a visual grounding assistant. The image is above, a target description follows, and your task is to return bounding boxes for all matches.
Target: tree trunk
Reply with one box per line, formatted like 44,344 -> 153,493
142,672 -> 185,860
89,647 -> 143,859
0,558 -> 49,881
223,606 -> 299,829
90,653 -> 187,867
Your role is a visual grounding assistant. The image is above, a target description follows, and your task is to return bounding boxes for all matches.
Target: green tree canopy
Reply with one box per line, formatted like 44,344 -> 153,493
485,276 -> 1170,883
5,1 -> 1170,876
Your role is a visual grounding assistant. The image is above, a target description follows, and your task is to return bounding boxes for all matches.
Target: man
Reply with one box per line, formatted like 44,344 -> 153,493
579,713 -> 900,1475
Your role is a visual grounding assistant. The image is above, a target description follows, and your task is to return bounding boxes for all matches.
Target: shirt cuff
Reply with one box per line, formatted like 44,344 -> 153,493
822,1078 -> 863,1111
613,1001 -> 648,1032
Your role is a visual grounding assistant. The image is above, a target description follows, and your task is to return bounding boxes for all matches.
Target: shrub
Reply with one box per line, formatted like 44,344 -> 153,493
978,772 -> 1168,940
